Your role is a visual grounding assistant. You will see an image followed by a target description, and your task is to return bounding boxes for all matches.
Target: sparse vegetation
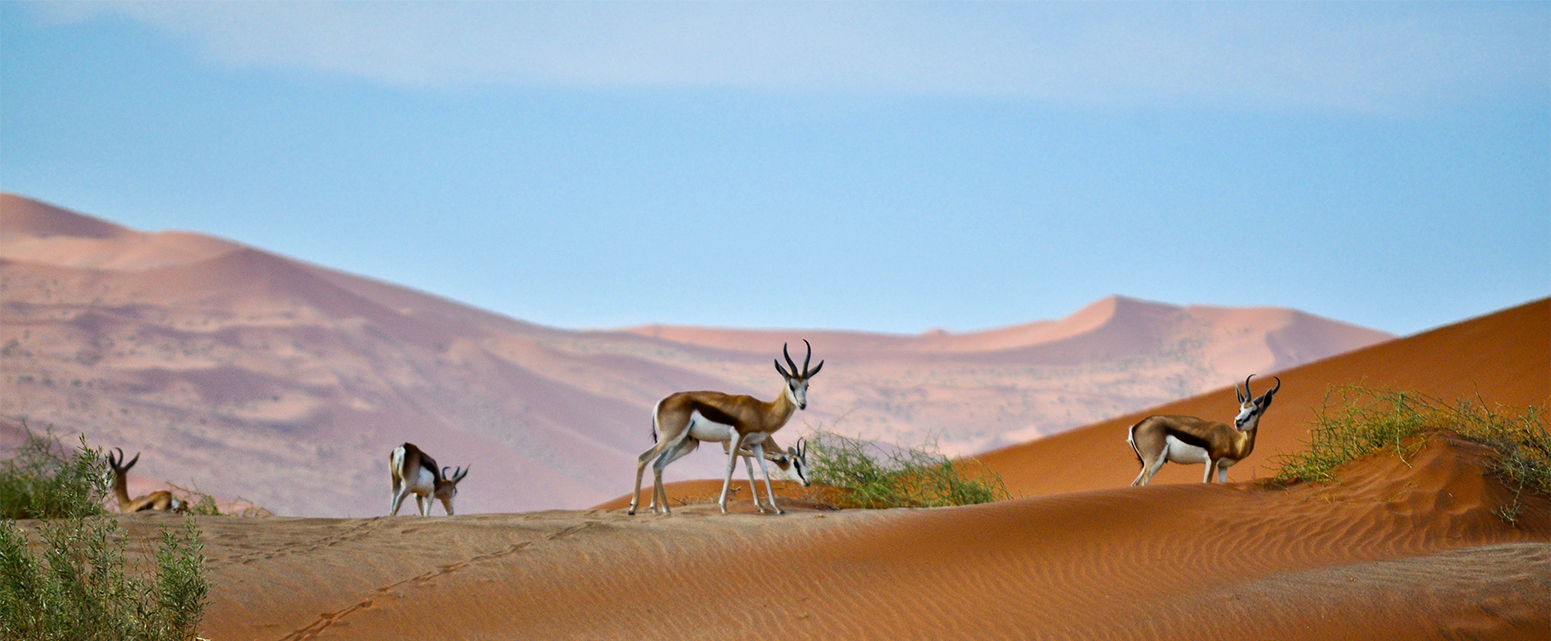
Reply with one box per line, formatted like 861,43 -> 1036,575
1271,386 -> 1549,524
0,517 -> 209,641
0,426 -> 110,520
805,430 -> 1009,509
1,427 -> 212,640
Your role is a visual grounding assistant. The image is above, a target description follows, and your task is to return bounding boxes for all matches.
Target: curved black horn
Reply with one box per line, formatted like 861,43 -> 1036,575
109,447 -> 122,467
802,339 -> 813,376
783,343 -> 800,377
1242,374 -> 1255,400
1260,376 -> 1282,403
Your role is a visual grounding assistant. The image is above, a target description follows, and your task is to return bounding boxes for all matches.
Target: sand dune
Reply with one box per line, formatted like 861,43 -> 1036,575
979,298 -> 1550,497
72,430 -> 1543,640
0,193 -> 1392,515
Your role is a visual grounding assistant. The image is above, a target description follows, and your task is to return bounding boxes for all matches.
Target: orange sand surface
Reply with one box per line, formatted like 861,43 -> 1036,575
979,298 -> 1550,496
76,431 -> 1543,640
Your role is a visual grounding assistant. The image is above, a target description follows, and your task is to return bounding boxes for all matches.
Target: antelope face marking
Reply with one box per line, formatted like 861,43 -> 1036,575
1234,403 -> 1257,429
786,446 -> 811,486
786,377 -> 811,410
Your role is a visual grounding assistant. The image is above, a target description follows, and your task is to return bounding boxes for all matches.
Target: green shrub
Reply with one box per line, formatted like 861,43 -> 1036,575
0,426 -> 110,520
1270,386 -> 1549,524
0,516 -> 209,641
805,431 -> 1009,509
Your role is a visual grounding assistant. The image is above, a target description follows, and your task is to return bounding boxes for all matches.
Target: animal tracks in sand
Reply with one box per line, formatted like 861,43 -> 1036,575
276,521 -> 601,641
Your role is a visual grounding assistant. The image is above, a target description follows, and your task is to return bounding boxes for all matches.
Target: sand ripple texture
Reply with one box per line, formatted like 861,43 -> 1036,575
81,433 -> 1546,641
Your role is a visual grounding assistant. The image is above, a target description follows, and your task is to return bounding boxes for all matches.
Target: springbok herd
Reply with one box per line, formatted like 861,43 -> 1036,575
106,341 -> 1281,517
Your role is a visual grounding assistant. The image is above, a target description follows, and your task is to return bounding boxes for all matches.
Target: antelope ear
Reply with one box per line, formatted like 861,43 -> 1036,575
125,452 -> 140,470
774,359 -> 792,379
807,360 -> 823,378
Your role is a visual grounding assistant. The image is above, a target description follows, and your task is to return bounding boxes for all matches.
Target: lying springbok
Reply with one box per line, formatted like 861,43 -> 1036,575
106,448 -> 182,513
1127,374 -> 1281,485
389,443 -> 468,516
646,435 -> 812,515
630,341 -> 823,515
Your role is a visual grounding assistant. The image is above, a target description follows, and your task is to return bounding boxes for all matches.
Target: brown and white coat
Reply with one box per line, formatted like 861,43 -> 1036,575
1127,375 -> 1281,485
629,341 -> 822,515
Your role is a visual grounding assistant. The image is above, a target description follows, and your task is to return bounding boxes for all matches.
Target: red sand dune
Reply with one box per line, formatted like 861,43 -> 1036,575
0,193 -> 1392,515
978,298 -> 1550,497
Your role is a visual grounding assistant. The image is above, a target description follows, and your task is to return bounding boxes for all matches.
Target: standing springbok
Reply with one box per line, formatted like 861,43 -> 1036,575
1127,374 -> 1281,486
630,341 -> 823,516
389,443 -> 469,516
647,435 -> 812,515
106,448 -> 182,513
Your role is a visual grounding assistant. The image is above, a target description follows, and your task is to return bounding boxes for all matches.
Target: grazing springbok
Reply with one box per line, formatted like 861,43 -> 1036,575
647,435 -> 812,515
1127,374 -> 1281,486
630,341 -> 823,515
106,448 -> 182,513
389,443 -> 468,516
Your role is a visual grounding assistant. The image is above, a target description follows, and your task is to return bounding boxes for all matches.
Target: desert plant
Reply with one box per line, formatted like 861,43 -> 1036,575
1271,386 -> 1549,523
0,425 -> 110,520
805,430 -> 1009,509
0,516 -> 209,641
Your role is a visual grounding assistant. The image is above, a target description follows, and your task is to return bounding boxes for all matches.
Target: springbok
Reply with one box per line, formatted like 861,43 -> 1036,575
1127,374 -> 1281,486
389,442 -> 468,516
630,341 -> 823,515
106,448 -> 182,513
647,435 -> 812,515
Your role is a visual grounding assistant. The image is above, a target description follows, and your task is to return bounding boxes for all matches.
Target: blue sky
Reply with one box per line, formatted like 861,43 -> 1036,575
3,2 -> 1546,336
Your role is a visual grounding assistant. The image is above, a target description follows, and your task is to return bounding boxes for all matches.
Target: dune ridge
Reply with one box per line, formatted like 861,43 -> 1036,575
979,297 -> 1550,497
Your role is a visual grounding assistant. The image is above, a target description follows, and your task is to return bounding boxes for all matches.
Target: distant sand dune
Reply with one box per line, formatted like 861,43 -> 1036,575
0,193 -> 1394,515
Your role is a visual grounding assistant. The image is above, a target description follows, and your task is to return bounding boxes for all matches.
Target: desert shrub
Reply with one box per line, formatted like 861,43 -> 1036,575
805,431 -> 1009,509
1270,387 -> 1549,524
0,426 -> 110,520
0,516 -> 209,641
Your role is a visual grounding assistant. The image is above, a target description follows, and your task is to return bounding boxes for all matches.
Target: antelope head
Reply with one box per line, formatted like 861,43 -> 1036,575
1233,375 -> 1282,430
776,438 -> 812,487
774,340 -> 824,410
435,465 -> 469,515
107,447 -> 139,476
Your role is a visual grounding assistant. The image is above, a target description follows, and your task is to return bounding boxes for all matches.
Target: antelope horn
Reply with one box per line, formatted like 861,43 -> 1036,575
109,447 -> 122,468
454,466 -> 469,482
802,339 -> 813,376
1242,374 -> 1255,400
1258,376 -> 1282,404
783,343 -> 800,377
442,466 -> 453,482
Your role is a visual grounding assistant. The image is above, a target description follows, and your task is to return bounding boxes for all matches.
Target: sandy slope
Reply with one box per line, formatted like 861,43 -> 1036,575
1,193 -> 1392,515
978,298 -> 1550,497
75,431 -> 1544,641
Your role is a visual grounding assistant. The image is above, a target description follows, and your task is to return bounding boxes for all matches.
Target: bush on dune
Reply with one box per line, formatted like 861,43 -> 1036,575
805,430 -> 1009,509
1271,386 -> 1549,525
0,427 -> 211,641
0,426 -> 110,520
